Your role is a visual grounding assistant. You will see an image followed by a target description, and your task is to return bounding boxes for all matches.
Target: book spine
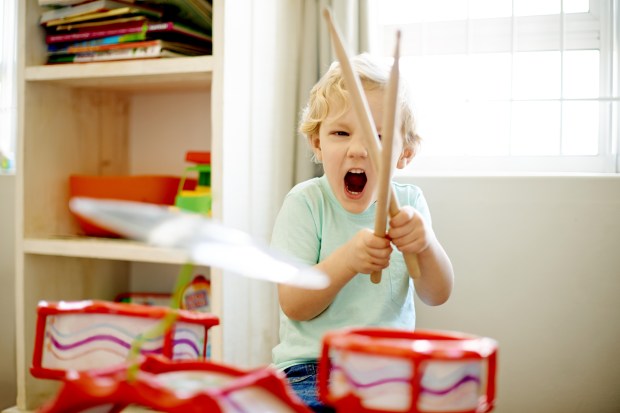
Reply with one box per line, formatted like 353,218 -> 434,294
53,16 -> 146,32
46,24 -> 146,44
39,0 -> 87,6
62,40 -> 160,54
48,33 -> 148,53
73,45 -> 163,62
40,0 -> 105,23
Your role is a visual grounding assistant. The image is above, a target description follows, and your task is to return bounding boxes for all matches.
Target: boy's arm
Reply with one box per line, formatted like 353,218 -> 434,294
278,229 -> 392,321
278,244 -> 353,322
413,236 -> 453,305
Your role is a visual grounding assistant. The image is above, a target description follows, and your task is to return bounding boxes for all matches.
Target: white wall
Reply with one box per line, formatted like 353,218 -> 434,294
0,175 -> 17,409
403,175 -> 620,413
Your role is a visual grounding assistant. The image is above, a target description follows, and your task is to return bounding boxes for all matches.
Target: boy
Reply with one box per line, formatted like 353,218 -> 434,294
271,53 -> 454,411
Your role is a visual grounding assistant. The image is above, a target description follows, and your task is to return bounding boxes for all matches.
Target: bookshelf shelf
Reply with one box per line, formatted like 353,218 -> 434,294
23,237 -> 189,264
25,55 -> 214,91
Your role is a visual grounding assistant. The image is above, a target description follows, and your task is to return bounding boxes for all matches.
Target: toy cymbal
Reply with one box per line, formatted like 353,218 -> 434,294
70,197 -> 329,290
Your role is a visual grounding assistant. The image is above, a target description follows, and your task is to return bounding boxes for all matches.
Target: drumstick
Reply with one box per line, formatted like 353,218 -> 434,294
323,8 -> 421,280
370,31 -> 400,284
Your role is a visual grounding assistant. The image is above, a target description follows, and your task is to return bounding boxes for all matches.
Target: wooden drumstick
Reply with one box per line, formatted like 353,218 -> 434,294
370,31 -> 400,284
323,8 -> 421,280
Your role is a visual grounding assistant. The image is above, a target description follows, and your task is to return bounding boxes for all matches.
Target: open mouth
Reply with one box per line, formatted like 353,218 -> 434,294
344,169 -> 367,195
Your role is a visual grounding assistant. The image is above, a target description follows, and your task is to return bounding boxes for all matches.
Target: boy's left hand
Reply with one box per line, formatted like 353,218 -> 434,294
387,205 -> 433,254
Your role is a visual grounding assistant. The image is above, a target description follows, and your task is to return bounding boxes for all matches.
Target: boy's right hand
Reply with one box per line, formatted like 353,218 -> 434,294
344,228 -> 393,275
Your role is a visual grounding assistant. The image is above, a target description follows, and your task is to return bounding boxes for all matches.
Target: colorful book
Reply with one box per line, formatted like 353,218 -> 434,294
42,8 -> 163,28
46,20 -> 212,45
41,1 -> 163,27
48,38 -> 210,56
52,15 -> 147,31
40,0 -> 154,23
47,41 -> 189,64
46,17 -> 150,40
39,0 -> 94,6
47,32 -> 148,53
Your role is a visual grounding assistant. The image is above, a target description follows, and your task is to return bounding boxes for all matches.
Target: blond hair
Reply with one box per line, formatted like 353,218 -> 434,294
299,53 -> 420,156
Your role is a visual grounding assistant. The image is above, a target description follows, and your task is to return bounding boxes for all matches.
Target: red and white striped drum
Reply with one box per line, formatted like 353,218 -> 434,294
318,328 -> 498,413
39,355 -> 312,413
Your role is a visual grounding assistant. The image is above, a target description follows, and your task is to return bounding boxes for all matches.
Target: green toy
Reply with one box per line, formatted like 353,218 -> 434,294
175,151 -> 211,215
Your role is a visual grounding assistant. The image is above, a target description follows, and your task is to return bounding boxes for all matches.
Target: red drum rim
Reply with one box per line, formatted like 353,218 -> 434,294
322,327 -> 497,361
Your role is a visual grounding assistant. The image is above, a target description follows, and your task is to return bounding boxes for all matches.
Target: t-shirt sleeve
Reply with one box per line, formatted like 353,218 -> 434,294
413,189 -> 432,227
395,183 -> 433,227
270,191 -> 321,266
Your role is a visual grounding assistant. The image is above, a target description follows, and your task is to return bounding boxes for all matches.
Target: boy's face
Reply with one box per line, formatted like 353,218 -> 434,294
311,88 -> 413,214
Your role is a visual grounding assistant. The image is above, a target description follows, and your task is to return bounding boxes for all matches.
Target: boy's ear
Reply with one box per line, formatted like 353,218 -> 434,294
396,146 -> 415,169
309,134 -> 322,162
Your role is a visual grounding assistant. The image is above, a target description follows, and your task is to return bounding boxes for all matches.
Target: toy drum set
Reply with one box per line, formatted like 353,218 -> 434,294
319,328 -> 498,413
32,301 -> 497,413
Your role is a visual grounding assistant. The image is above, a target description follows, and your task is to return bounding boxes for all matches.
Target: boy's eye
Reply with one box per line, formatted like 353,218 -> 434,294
333,131 -> 349,136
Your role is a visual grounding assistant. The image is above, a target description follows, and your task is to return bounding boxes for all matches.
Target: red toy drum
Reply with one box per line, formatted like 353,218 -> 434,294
318,328 -> 498,413
31,300 -> 219,380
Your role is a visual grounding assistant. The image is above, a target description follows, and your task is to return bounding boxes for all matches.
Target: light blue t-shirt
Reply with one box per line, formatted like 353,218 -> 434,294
271,175 -> 432,370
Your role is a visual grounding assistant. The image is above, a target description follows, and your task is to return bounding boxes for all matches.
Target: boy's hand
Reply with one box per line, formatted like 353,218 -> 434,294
344,228 -> 393,275
388,205 -> 432,255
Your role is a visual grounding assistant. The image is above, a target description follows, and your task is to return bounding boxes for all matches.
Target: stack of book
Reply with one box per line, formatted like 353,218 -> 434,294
39,0 -> 213,64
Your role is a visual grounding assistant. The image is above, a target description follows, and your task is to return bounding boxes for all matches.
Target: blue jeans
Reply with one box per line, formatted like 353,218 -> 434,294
284,362 -> 335,413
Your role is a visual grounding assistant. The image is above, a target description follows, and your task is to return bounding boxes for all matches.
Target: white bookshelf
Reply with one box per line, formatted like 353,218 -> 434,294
10,0 -> 224,411
9,0 -> 291,411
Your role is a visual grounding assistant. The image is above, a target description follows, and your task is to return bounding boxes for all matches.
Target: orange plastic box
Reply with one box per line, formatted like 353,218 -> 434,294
69,175 -> 196,237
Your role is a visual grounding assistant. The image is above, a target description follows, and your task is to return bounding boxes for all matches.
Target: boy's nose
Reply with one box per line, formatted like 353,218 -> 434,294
347,133 -> 369,158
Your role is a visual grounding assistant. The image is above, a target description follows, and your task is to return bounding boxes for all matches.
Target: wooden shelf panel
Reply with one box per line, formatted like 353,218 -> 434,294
23,237 -> 190,264
24,55 -> 214,91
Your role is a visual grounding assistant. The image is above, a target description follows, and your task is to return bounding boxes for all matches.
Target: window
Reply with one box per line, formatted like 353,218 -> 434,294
372,0 -> 619,174
0,0 -> 17,174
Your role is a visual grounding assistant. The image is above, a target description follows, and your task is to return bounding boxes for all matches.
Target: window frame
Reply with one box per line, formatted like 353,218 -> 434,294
372,0 -> 620,174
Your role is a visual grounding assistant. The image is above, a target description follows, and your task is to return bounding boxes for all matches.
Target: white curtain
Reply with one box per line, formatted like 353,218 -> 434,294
243,0 -> 371,365
0,0 -> 17,173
